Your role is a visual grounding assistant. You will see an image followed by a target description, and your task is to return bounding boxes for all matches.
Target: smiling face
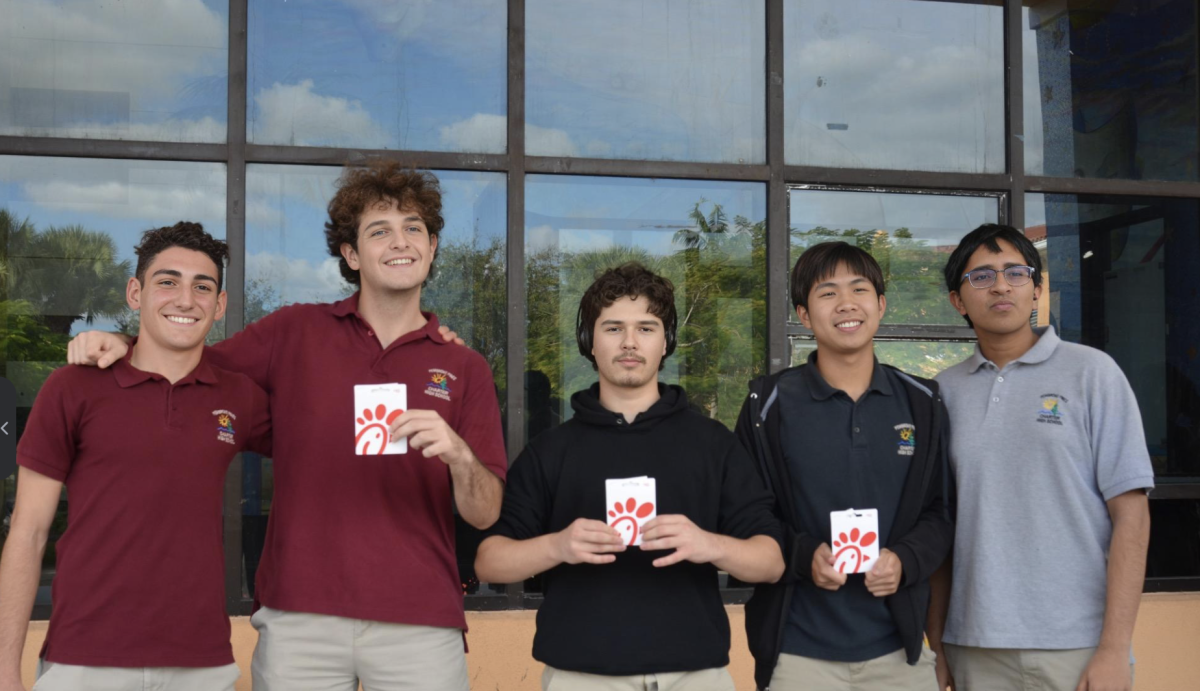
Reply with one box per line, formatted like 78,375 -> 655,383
341,198 -> 437,296
591,296 -> 667,392
949,238 -> 1041,340
797,261 -> 886,358
127,246 -> 226,355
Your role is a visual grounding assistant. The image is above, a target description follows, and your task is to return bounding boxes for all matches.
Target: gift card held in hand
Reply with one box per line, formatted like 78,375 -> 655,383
605,476 -> 656,547
354,384 -> 407,456
830,508 -> 880,574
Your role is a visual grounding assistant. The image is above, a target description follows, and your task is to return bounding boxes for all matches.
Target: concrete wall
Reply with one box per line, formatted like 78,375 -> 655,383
19,593 -> 1200,690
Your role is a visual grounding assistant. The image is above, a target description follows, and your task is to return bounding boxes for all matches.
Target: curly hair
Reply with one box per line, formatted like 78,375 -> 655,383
576,263 -> 678,371
134,221 -> 229,289
325,161 -> 445,286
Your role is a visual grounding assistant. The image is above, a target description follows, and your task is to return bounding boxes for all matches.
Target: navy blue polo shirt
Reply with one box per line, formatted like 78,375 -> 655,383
779,351 -> 914,662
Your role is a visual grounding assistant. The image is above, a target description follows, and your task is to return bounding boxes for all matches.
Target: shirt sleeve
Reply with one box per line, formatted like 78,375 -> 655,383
209,306 -> 283,392
1090,353 -> 1156,500
453,350 -> 507,482
486,445 -> 549,541
16,368 -> 80,482
718,436 -> 784,546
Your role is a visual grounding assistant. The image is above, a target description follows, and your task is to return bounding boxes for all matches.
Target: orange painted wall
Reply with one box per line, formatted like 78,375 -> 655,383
19,593 -> 1200,690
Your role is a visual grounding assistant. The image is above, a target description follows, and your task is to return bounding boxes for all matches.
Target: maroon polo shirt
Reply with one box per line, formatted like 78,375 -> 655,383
208,294 -> 506,630
16,350 -> 271,667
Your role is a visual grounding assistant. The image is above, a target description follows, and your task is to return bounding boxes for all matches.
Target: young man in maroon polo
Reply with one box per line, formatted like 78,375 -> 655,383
67,163 -> 507,691
0,222 -> 269,691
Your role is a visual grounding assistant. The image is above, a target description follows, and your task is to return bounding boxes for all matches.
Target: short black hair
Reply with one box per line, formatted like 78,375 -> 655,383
790,241 -> 886,309
944,223 -> 1043,293
134,221 -> 228,290
944,223 -> 1043,327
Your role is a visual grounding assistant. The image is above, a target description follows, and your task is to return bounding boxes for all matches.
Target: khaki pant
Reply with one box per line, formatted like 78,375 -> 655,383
943,644 -> 1134,691
250,606 -> 469,691
542,665 -> 736,691
33,660 -> 239,691
768,648 -> 939,690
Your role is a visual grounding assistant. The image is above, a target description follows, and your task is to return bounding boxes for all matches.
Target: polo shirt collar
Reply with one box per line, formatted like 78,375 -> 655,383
112,342 -> 219,388
801,350 -> 893,400
331,293 -> 360,318
332,292 -> 448,347
1016,326 -> 1060,365
967,325 -> 1061,372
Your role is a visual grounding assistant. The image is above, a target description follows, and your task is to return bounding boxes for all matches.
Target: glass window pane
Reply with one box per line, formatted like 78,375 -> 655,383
248,1 -> 506,152
789,189 -> 999,325
525,175 -> 766,437
784,0 -> 1004,173
0,1 -> 228,142
1,156 -> 226,605
1147,499 -> 1200,578
1027,192 -> 1200,478
243,164 -> 507,599
526,0 -> 765,164
1023,0 -> 1199,182
791,338 -> 976,379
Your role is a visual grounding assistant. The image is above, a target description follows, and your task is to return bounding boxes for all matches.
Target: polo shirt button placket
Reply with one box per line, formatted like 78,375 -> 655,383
165,385 -> 174,427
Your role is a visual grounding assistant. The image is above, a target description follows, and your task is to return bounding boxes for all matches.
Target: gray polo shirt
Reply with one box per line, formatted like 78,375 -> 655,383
936,326 -> 1154,649
778,353 -> 914,662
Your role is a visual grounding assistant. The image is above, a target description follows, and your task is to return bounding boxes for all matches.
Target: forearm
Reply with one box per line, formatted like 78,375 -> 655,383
712,534 -> 784,584
1098,502 -> 1150,652
449,453 -> 504,530
0,529 -> 47,683
926,558 -> 952,653
475,534 -> 561,583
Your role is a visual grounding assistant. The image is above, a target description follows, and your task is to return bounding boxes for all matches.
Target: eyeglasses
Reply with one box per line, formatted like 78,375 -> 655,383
961,265 -> 1036,289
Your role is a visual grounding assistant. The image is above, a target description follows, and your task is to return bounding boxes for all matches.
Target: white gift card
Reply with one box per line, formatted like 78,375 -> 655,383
830,508 -> 880,574
354,384 -> 407,456
605,477 -> 656,547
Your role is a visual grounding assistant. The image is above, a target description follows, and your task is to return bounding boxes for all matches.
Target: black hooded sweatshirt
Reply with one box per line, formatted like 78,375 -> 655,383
489,383 -> 783,676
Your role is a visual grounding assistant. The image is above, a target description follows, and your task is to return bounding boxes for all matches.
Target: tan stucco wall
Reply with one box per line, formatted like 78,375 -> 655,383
19,593 -> 1200,690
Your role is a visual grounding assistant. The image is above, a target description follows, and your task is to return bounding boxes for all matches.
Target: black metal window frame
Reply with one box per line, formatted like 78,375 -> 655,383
2,0 -> 1197,611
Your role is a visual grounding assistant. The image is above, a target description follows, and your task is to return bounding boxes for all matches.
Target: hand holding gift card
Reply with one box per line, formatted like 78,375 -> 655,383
354,384 -> 407,455
829,508 -> 880,574
605,477 -> 656,547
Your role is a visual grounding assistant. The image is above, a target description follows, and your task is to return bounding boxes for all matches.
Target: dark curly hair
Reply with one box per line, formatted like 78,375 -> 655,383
134,221 -> 229,290
324,161 -> 445,286
576,263 -> 678,371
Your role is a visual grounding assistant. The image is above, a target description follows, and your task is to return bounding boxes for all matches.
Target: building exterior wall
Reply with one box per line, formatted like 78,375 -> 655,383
18,595 -> 1200,691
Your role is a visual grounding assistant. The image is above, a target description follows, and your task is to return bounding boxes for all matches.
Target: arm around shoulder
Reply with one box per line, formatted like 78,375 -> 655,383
67,330 -> 131,368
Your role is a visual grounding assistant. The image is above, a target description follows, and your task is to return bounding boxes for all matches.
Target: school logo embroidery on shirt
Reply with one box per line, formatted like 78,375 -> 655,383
213,409 -> 237,445
1037,394 -> 1066,426
424,368 -> 457,402
894,423 -> 916,456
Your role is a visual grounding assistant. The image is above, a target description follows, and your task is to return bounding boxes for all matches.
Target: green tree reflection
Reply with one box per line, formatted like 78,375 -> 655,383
525,201 -> 767,430
791,225 -> 972,379
2,210 -> 130,336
